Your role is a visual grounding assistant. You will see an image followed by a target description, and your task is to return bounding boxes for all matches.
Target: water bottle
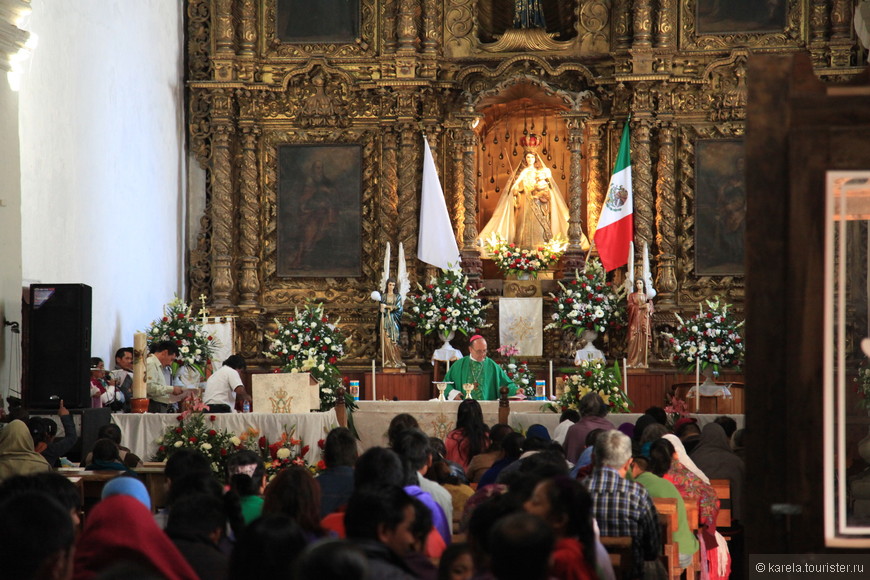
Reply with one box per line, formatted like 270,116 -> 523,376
242,400 -> 251,413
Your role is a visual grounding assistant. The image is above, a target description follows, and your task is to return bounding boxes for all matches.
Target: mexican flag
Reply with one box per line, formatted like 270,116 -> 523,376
594,122 -> 633,271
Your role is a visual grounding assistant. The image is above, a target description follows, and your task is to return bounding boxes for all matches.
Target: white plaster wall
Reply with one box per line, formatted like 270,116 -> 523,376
0,79 -> 23,404
19,0 -> 186,364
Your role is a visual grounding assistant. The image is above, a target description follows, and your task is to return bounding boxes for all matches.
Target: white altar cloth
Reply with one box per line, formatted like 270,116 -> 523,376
112,410 -> 338,463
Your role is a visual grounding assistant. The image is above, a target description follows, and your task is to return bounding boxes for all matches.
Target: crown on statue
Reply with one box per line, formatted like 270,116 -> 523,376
520,134 -> 541,152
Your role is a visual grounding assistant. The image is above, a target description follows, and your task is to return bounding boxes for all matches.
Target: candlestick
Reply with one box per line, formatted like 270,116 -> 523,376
548,360 -> 553,399
623,357 -> 628,401
695,358 -> 700,413
371,359 -> 377,401
133,332 -> 146,400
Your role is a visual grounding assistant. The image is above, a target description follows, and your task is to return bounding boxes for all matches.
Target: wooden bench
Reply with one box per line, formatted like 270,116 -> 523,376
600,536 -> 633,580
653,497 -> 681,580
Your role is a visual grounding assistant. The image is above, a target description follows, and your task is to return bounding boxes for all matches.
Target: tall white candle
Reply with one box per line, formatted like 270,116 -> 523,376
623,357 -> 628,401
133,332 -> 147,399
372,359 -> 377,401
695,358 -> 700,412
548,360 -> 553,399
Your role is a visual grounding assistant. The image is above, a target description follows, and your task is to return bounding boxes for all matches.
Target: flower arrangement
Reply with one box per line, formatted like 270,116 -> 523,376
264,302 -> 349,411
258,427 -> 324,480
546,258 -> 625,337
558,359 -> 631,413
663,394 -> 690,429
407,267 -> 490,338
153,404 -> 235,478
496,344 -> 536,398
662,297 -> 745,373
484,234 -> 567,278
146,296 -> 216,376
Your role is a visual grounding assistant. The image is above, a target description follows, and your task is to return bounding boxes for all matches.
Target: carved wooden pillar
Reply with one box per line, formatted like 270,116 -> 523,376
237,0 -> 257,81
562,112 -> 588,274
213,0 -> 234,81
585,121 -> 606,237
829,0 -> 852,67
632,116 -> 654,252
397,0 -> 416,52
457,111 -> 482,280
450,128 -> 465,246
654,119 -> 677,306
381,128 -> 400,246
238,125 -> 260,307
613,0 -> 632,51
383,0 -> 397,54
210,96 -> 235,307
655,0 -> 674,49
809,0 -> 830,67
632,0 -> 652,47
399,124 -> 420,279
422,0 -> 438,55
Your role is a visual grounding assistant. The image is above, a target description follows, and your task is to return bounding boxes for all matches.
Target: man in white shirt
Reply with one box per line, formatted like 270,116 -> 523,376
203,354 -> 251,413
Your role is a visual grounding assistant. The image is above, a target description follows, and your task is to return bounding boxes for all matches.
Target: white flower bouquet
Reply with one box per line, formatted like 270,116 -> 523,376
662,297 -> 745,373
407,267 -> 490,338
546,258 -> 626,336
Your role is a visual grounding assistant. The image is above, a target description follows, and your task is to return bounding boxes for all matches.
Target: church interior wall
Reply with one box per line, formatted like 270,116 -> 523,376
0,0 -> 187,402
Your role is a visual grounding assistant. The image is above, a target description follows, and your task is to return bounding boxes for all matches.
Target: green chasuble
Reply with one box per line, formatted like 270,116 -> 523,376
442,356 -> 517,401
634,471 -> 699,557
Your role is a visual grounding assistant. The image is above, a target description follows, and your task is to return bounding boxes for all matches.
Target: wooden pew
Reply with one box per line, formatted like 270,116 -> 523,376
600,536 -> 633,580
653,497 -> 680,580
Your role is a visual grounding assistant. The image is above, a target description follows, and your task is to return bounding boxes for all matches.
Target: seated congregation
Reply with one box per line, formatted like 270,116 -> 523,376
0,395 -> 744,580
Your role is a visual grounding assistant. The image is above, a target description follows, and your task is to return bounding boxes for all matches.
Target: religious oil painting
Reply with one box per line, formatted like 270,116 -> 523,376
694,139 -> 745,276
277,145 -> 362,277
696,0 -> 787,34
276,0 -> 360,43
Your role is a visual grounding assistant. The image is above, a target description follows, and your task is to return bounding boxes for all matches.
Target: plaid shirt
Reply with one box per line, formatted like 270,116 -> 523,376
584,467 -> 661,580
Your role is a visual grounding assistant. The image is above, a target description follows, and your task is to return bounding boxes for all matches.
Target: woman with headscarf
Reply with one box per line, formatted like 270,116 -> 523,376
73,495 -> 198,580
0,419 -> 51,482
689,422 -> 744,523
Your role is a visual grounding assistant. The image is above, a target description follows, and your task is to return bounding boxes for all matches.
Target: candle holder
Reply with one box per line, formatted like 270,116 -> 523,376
433,381 -> 451,401
462,383 -> 475,400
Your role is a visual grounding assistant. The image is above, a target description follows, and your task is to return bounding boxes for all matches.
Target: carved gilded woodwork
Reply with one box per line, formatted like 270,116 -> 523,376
184,0 -> 860,365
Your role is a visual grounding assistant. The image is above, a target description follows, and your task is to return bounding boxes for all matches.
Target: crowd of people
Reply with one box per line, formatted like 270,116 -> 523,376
0,393 -> 744,580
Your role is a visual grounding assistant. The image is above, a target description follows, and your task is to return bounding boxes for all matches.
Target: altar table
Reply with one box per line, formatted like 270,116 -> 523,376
112,410 -> 339,463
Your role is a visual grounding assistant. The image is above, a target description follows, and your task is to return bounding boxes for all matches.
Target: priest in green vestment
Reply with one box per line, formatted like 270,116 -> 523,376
443,335 -> 517,400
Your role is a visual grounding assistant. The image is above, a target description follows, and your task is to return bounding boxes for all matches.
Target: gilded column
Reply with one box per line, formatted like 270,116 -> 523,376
830,0 -> 852,67
562,112 -> 588,275
213,0 -> 234,81
632,0 -> 652,47
613,0 -> 631,51
422,0 -> 438,55
398,124 -> 420,280
632,116 -> 654,252
397,0 -> 417,52
654,0 -> 674,49
451,128 -> 465,246
237,0 -> 257,81
654,120 -> 677,306
585,121 -> 606,237
383,0 -> 397,54
210,99 -> 235,307
238,125 -> 260,307
457,111 -> 482,280
381,129 -> 400,246
808,0 -> 829,67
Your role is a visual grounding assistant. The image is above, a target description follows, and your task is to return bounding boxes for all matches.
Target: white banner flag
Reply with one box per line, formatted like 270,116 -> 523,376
418,136 -> 461,270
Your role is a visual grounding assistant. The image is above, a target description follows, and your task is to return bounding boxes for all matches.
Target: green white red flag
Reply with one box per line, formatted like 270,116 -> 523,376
594,122 -> 633,271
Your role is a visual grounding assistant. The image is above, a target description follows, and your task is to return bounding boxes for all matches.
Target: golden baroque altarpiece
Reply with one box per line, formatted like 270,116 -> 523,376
185,0 -> 863,368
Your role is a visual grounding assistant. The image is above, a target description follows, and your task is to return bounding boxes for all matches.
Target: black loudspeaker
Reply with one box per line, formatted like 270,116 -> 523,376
27,284 -> 92,409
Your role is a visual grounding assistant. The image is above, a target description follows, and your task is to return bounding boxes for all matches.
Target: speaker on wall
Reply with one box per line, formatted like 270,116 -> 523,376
27,284 -> 92,409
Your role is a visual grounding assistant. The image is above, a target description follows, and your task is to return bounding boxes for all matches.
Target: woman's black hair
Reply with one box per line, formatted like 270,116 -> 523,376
456,399 -> 489,459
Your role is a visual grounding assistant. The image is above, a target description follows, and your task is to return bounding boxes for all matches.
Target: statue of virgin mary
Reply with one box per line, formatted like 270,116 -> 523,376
479,135 -> 573,249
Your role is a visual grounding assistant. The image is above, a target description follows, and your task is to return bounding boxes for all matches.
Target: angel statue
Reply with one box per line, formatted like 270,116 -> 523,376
625,241 -> 656,368
371,242 -> 409,371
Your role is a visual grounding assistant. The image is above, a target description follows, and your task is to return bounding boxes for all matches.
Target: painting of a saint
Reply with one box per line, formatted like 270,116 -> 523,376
696,0 -> 786,34
694,139 -> 746,275
277,145 -> 361,277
